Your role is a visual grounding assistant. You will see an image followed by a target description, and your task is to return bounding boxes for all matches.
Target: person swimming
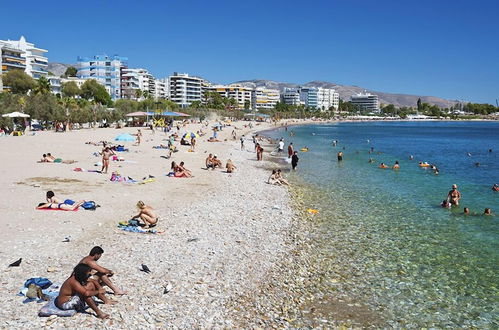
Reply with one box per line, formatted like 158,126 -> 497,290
484,208 -> 492,216
493,184 -> 499,192
379,162 -> 389,169
392,161 -> 400,170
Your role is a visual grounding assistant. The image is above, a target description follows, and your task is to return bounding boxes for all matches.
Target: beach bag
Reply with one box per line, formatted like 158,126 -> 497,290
81,201 -> 97,210
24,277 -> 52,290
64,199 -> 75,205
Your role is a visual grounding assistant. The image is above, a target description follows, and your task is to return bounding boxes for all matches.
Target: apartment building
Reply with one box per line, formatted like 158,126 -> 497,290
252,87 -> 280,110
154,78 -> 168,99
47,76 -> 61,95
0,36 -> 48,91
121,68 -> 155,100
207,84 -> 252,109
76,54 -> 127,100
300,87 -> 339,110
169,72 -> 203,108
350,92 -> 380,112
282,88 -> 302,106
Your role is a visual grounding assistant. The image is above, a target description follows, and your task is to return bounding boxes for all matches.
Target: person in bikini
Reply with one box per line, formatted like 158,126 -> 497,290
36,202 -> 82,210
55,264 -> 114,319
447,184 -> 461,206
132,201 -> 158,228
226,159 -> 236,173
101,147 -> 115,174
276,169 -> 289,185
178,161 -> 193,177
79,246 -> 126,296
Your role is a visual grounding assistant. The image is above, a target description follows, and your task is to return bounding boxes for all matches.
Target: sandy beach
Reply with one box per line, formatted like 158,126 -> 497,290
0,120 -> 300,328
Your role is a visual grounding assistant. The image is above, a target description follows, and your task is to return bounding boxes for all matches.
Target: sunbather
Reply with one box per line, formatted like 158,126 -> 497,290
55,263 -> 112,319
79,246 -> 126,296
205,154 -> 214,170
178,161 -> 193,177
226,159 -> 236,173
276,169 -> 289,185
46,190 -> 84,206
132,201 -> 159,228
36,201 -> 83,210
212,155 -> 222,169
267,170 -> 281,185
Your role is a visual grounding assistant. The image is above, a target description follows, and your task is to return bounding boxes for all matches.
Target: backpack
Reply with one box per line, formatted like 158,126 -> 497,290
81,201 -> 97,210
24,277 -> 52,290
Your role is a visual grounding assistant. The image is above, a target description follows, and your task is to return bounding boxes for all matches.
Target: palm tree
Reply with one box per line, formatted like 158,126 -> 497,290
34,76 -> 51,95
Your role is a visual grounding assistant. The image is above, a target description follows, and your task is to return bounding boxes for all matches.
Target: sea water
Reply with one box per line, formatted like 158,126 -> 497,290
265,121 -> 498,327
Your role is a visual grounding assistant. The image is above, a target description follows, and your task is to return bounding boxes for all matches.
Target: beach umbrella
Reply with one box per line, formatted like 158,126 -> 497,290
182,132 -> 199,139
2,111 -> 30,118
125,111 -> 148,117
115,133 -> 135,141
174,111 -> 190,117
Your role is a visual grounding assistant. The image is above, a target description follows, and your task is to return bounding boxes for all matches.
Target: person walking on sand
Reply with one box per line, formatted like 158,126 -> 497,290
101,147 -> 115,174
278,139 -> 284,153
55,264 -> 113,319
191,137 -> 196,151
291,151 -> 299,170
447,184 -> 461,206
134,129 -> 142,146
288,142 -> 294,158
240,135 -> 245,150
79,246 -> 126,296
132,201 -> 159,228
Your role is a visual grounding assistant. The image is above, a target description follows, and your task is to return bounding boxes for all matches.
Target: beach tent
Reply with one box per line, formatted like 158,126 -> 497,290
182,132 -> 199,139
115,133 -> 135,142
2,111 -> 30,118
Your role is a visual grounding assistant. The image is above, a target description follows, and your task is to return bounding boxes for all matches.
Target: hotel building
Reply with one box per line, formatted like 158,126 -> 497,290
207,84 -> 253,109
300,87 -> 339,110
282,88 -> 302,106
169,72 -> 204,108
121,68 -> 155,100
252,87 -> 280,110
0,36 -> 48,91
350,92 -> 380,112
76,54 -> 127,100
154,78 -> 168,100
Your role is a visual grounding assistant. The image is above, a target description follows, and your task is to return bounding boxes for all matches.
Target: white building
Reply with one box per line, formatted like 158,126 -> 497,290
154,78 -> 168,99
350,92 -> 380,112
47,76 -> 61,95
61,76 -> 87,89
252,87 -> 280,110
206,84 -> 253,109
121,68 -> 155,100
76,54 -> 127,100
298,87 -> 339,111
0,36 -> 48,91
282,88 -> 302,106
169,72 -> 204,108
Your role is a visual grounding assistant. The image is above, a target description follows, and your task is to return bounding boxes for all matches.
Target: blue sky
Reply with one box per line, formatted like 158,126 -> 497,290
1,0 -> 498,104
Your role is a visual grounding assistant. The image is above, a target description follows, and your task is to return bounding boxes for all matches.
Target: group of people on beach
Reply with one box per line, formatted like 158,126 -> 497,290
441,184 -> 494,216
205,153 -> 236,173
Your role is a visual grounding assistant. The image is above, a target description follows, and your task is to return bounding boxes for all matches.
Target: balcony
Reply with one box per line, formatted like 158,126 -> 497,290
2,60 -> 26,68
2,53 -> 24,60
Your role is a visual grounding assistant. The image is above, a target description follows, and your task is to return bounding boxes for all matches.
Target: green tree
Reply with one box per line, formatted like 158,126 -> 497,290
61,81 -> 81,98
63,66 -> 78,77
2,70 -> 36,94
134,89 -> 143,100
34,76 -> 52,95
244,100 -> 251,110
80,79 -> 111,105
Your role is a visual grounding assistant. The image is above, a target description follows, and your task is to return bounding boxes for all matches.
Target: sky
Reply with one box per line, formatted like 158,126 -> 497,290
1,0 -> 498,104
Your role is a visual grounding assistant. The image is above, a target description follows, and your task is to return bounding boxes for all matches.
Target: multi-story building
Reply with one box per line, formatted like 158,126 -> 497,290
154,78 -> 168,100
0,36 -> 48,91
350,92 -> 380,112
76,54 -> 127,100
0,43 -> 26,91
47,76 -> 61,95
169,72 -> 203,108
207,84 -> 252,109
121,68 -> 155,100
282,88 -> 302,106
61,77 -> 87,89
300,87 -> 339,110
252,87 -> 280,110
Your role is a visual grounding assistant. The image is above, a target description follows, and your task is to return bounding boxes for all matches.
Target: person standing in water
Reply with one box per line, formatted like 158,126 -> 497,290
291,151 -> 299,170
447,184 -> 461,206
337,151 -> 343,162
287,142 -> 294,158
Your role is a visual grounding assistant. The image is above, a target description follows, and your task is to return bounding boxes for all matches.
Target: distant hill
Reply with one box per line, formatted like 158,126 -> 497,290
47,62 -> 71,77
233,79 -> 459,108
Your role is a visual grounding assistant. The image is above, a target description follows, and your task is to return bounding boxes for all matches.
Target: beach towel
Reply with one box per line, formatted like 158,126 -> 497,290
18,281 -> 60,305
38,208 -> 78,211
38,299 -> 77,317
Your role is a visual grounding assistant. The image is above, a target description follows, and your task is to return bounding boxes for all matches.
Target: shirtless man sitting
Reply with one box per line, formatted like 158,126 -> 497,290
79,246 -> 126,296
55,263 -> 113,319
205,154 -> 214,170
212,155 -> 222,169
132,201 -> 159,228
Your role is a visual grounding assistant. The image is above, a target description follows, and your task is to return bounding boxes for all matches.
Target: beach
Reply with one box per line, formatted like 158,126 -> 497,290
0,121 -> 298,328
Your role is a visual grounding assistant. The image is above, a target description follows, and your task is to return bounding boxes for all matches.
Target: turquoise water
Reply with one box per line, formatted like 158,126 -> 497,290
266,121 -> 498,327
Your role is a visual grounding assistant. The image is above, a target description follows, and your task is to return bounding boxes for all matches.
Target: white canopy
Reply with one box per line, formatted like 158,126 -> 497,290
2,111 -> 30,118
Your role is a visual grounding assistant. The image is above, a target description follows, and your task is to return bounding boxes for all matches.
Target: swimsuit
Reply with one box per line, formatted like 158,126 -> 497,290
56,295 -> 86,311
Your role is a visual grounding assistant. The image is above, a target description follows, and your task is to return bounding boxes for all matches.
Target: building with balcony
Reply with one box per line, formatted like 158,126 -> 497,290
76,54 -> 127,100
121,68 -> 155,100
350,92 -> 380,112
252,87 -> 280,110
300,87 -> 339,111
47,76 -> 61,95
206,84 -> 253,109
60,77 -> 87,89
154,78 -> 168,99
169,72 -> 204,108
0,36 -> 48,91
282,88 -> 302,106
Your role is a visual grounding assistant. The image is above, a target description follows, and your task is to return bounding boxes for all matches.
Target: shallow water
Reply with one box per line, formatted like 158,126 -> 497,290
265,121 -> 499,328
